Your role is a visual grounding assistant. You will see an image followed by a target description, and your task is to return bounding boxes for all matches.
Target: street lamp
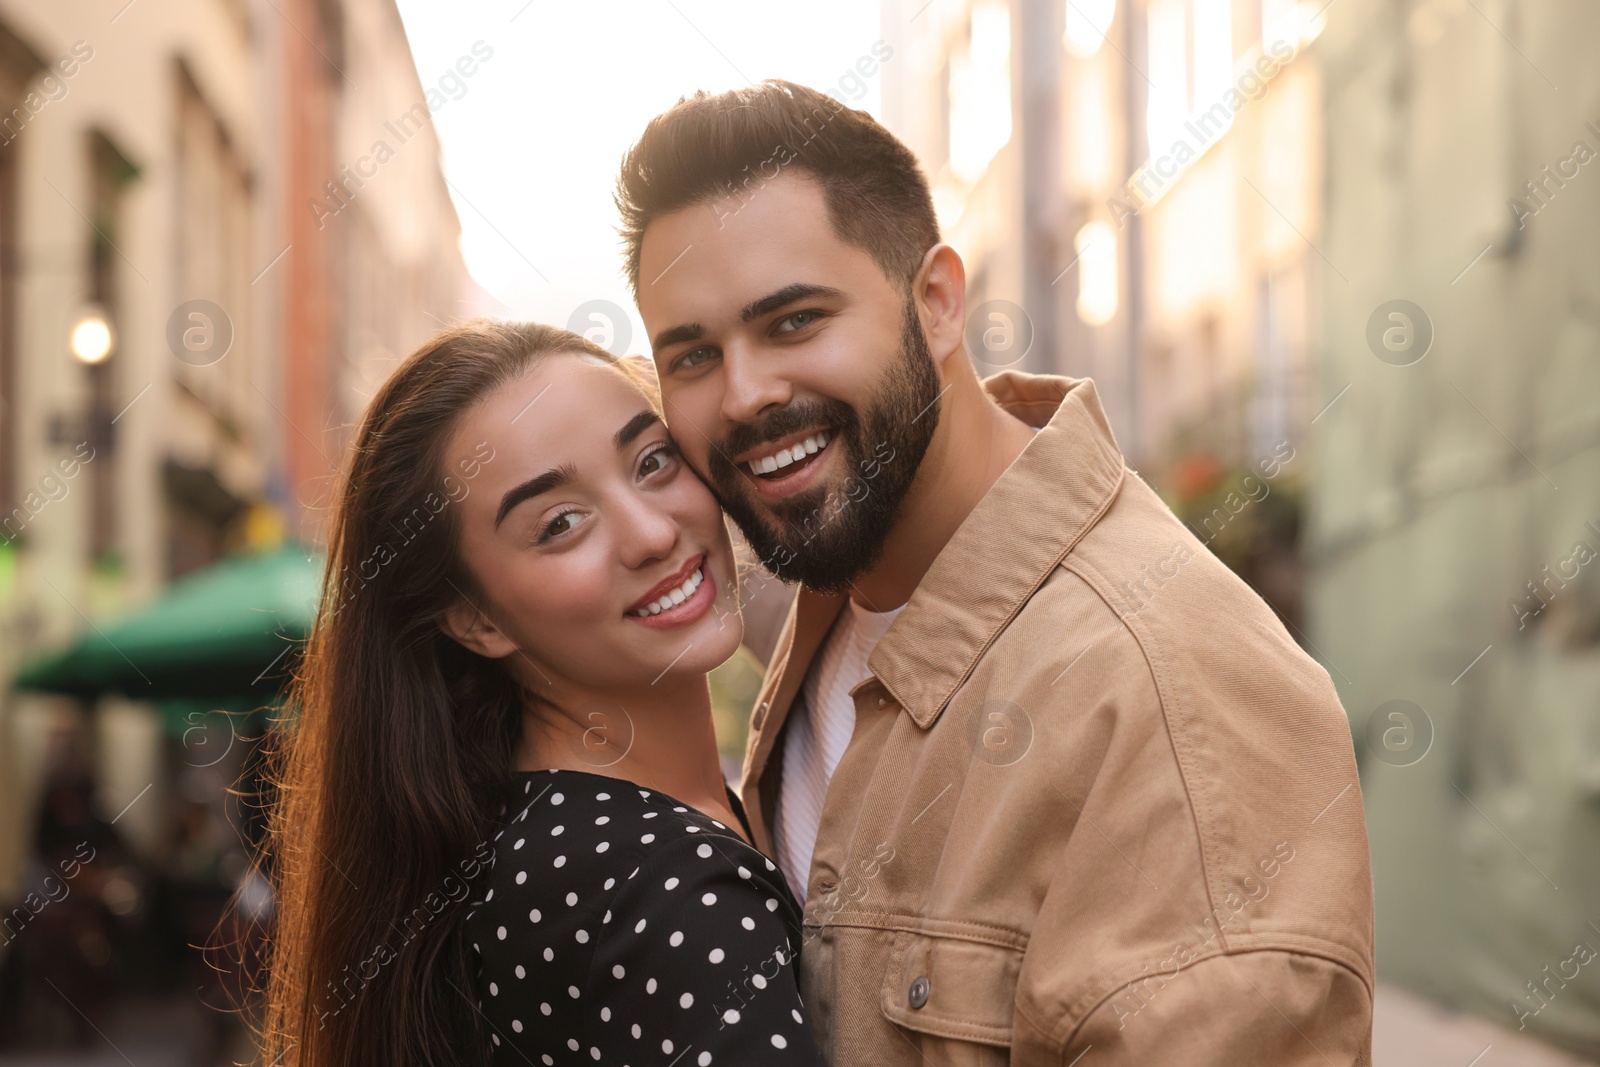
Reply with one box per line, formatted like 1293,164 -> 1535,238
70,305 -> 114,364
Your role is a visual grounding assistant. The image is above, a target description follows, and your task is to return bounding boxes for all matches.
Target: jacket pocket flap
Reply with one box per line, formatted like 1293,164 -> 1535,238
879,929 -> 1024,1047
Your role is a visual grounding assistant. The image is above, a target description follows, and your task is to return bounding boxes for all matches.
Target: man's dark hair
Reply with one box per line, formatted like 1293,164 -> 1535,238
615,79 -> 940,299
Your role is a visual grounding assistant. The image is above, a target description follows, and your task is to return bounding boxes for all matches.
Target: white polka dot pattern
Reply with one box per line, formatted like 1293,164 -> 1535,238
464,770 -> 822,1065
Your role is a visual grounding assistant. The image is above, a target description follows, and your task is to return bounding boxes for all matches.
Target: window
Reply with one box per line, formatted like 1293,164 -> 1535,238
1145,0 -> 1188,156
948,0 -> 1012,185
1063,0 -> 1116,58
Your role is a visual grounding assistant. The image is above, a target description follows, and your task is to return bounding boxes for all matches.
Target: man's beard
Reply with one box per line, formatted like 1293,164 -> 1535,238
706,299 -> 943,593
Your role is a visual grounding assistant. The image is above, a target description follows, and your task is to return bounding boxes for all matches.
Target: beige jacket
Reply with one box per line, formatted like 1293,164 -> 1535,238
739,372 -> 1375,1066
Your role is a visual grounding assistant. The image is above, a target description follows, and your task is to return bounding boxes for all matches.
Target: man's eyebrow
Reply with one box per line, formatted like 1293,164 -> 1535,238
741,283 -> 844,323
652,322 -> 703,351
614,409 -> 662,450
495,463 -> 576,529
650,284 -> 845,352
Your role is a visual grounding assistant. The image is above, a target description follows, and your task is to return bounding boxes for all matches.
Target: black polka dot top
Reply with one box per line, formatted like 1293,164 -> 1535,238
464,769 -> 826,1066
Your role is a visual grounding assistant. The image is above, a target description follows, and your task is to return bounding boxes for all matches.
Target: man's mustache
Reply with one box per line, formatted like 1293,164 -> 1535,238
715,399 -> 858,468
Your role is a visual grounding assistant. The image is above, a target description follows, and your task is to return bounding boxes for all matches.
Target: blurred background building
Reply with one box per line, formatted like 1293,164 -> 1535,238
0,0 -> 475,1057
882,0 -> 1599,1061
883,0 -> 1326,628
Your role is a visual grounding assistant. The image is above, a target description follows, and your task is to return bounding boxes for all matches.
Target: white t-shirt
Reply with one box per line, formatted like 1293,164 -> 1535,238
774,598 -> 904,904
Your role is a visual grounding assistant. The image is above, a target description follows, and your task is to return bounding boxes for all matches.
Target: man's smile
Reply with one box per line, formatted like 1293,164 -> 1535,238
737,427 -> 835,477
731,426 -> 840,503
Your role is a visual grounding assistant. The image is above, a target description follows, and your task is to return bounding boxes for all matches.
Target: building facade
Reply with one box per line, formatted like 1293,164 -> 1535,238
1310,0 -> 1600,1055
881,0 -> 1326,472
0,0 -> 474,902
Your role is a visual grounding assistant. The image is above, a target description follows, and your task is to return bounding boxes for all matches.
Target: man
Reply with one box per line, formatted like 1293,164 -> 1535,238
618,79 -> 1375,1065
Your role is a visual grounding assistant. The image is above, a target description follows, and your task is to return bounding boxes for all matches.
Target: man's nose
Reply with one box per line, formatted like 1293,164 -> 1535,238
720,340 -> 792,427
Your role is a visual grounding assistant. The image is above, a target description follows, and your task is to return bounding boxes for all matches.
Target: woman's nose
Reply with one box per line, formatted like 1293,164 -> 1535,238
614,495 -> 680,569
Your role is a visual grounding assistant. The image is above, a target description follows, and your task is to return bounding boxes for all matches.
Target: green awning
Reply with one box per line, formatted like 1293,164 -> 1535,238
13,541 -> 324,701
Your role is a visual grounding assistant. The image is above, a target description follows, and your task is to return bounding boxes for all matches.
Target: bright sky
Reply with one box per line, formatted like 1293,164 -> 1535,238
393,1 -> 885,350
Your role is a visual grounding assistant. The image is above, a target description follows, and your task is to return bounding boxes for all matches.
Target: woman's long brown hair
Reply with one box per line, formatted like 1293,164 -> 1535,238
253,318 -> 651,1067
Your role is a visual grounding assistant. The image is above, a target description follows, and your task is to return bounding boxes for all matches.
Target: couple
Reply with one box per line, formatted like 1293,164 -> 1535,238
260,81 -> 1375,1066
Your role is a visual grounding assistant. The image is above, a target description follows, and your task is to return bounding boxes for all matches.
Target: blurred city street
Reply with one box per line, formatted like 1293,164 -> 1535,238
1,0 -> 1597,1063
0,985 -> 1592,1067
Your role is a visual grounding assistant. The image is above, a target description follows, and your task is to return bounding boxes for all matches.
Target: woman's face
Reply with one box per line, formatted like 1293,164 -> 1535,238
439,352 -> 742,695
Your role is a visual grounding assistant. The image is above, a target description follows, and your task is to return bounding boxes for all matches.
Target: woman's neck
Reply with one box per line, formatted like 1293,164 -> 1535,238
513,676 -> 739,835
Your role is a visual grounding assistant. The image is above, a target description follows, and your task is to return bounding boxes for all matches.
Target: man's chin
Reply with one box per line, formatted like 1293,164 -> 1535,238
719,477 -> 826,537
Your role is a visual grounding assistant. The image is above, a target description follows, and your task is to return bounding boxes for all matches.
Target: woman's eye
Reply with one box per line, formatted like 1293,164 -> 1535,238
639,442 -> 679,478
776,310 -> 820,333
537,510 -> 579,543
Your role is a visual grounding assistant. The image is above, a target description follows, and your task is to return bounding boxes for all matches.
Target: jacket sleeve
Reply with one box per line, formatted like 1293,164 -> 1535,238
1030,948 -> 1373,1067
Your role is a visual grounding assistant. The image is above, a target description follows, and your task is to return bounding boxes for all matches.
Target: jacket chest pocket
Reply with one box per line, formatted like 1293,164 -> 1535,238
879,928 -> 1025,1057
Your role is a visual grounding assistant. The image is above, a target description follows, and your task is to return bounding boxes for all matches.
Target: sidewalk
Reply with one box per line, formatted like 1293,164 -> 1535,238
1,980 -> 1593,1065
1375,984 -> 1597,1067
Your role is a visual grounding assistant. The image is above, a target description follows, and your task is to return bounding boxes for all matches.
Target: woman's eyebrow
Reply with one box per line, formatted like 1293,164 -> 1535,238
494,412 -> 663,530
495,463 -> 576,529
614,409 -> 662,450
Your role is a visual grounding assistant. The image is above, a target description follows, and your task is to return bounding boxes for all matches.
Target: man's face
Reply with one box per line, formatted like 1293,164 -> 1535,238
635,172 -> 942,592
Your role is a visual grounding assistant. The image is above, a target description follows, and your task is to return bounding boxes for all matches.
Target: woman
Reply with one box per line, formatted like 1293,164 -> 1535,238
257,320 -> 824,1066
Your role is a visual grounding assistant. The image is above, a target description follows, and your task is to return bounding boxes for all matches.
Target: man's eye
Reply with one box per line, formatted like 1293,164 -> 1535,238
775,310 -> 821,333
674,347 -> 716,372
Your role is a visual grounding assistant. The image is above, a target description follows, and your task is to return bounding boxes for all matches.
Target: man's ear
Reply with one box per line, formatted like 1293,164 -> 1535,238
437,595 -> 521,660
913,243 -> 968,369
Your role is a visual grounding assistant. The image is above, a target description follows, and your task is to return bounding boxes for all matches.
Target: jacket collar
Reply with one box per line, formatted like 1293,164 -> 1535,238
741,372 -> 1127,843
860,371 -> 1126,728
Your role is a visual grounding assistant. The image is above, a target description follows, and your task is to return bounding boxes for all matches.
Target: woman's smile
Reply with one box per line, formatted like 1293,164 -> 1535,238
624,556 -> 715,629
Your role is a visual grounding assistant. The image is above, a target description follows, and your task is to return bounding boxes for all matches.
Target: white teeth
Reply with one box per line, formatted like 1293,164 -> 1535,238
631,566 -> 704,617
745,429 -> 832,475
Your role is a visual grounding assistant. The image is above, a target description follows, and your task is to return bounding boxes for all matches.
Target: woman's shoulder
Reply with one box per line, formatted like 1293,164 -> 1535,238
465,771 -> 820,1064
467,770 -> 789,924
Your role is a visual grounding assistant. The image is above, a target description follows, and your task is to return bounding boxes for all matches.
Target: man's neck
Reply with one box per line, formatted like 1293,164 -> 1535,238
848,369 -> 1037,612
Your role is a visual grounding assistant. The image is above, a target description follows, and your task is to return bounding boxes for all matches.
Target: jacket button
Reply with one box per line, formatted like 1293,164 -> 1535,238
908,976 -> 930,1009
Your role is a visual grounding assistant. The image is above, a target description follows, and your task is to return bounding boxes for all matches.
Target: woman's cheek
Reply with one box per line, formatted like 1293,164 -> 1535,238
676,465 -> 728,539
526,545 -> 622,631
